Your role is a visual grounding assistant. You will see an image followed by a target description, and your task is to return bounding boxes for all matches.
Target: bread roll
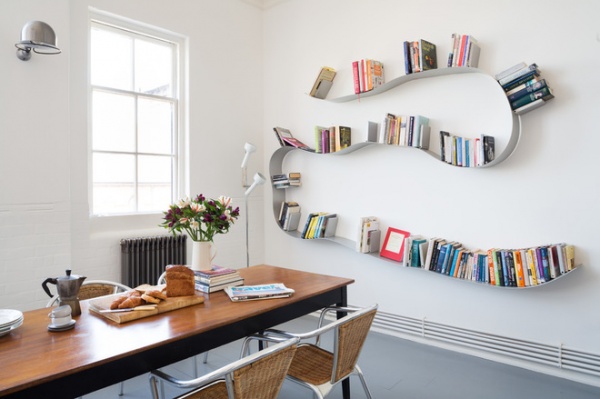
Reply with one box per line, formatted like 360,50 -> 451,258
118,296 -> 145,309
142,294 -> 161,304
165,265 -> 195,297
145,289 -> 167,300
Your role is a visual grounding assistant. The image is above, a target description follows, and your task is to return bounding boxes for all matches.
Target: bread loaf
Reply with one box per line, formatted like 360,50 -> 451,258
165,265 -> 195,297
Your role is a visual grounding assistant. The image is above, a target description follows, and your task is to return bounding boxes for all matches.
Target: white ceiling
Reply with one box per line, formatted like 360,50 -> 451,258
239,0 -> 287,9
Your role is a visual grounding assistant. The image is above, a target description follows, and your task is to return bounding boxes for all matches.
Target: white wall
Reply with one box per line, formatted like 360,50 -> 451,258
0,0 -> 264,310
262,0 -> 600,361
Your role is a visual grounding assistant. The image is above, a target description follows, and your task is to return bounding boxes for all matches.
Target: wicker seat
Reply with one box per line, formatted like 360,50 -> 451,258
149,336 -> 299,399
242,304 -> 378,399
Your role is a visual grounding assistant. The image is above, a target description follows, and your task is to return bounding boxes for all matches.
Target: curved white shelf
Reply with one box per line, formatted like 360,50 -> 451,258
268,67 -> 573,287
329,67 -> 493,103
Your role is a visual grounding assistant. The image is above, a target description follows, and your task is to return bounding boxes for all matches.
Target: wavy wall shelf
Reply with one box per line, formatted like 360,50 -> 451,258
270,67 -> 575,288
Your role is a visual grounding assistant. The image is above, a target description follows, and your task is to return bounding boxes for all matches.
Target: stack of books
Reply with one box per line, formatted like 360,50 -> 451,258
379,113 -> 430,149
352,59 -> 384,94
288,172 -> 301,187
278,201 -> 301,231
271,172 -> 301,189
356,216 -> 380,253
403,39 -> 438,74
447,34 -> 480,68
300,212 -> 338,239
495,62 -> 554,115
314,126 -> 351,153
194,265 -> 244,293
439,131 -> 495,167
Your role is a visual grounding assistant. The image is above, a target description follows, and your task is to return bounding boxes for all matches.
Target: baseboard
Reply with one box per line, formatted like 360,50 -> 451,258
368,310 -> 600,388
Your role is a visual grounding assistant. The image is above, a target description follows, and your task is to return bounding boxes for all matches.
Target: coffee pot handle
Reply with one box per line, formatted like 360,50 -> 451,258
42,278 -> 57,298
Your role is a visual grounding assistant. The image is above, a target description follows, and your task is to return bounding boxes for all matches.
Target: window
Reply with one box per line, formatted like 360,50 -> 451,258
90,14 -> 184,215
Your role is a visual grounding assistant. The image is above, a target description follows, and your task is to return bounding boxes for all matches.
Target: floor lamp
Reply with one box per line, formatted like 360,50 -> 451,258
241,143 -> 265,268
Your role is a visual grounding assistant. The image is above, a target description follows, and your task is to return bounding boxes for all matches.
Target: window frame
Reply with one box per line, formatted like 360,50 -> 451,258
88,9 -> 187,218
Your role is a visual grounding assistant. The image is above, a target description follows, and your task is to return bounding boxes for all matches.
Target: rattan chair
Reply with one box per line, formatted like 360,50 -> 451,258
149,336 -> 299,399
242,304 -> 378,399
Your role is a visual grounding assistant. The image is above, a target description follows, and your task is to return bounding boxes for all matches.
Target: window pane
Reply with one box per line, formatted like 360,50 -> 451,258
92,91 -> 135,152
93,153 -> 136,213
91,27 -> 133,91
135,39 -> 173,96
138,155 -> 173,211
138,98 -> 173,154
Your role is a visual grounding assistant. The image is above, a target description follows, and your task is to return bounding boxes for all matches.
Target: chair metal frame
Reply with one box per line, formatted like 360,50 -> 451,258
242,304 -> 378,399
149,336 -> 299,399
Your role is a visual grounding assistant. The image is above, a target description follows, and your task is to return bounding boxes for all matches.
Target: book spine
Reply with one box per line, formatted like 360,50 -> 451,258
498,63 -> 538,86
501,70 -> 539,91
352,61 -> 360,94
507,79 -> 547,102
510,87 -> 553,109
404,41 -> 412,74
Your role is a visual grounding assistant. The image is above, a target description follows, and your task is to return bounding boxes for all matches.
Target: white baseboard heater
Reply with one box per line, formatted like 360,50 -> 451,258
368,310 -> 600,385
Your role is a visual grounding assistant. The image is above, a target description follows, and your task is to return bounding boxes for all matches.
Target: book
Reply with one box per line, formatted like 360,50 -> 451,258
419,39 -> 437,71
194,265 -> 237,279
513,98 -> 547,115
501,70 -> 542,92
403,41 -> 412,74
510,86 -> 554,110
495,62 -> 527,81
380,227 -> 410,262
466,42 -> 480,68
274,127 -> 312,150
339,126 -> 351,149
356,216 -> 379,253
506,79 -> 548,102
411,41 -> 421,73
498,63 -> 539,86
352,61 -> 360,94
505,76 -> 541,96
224,283 -> 295,301
309,67 -> 336,99
195,271 -> 242,285
195,278 -> 244,293
483,135 -> 495,164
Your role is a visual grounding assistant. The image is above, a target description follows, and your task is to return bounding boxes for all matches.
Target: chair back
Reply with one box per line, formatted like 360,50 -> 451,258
332,305 -> 377,383
153,337 -> 299,399
228,338 -> 298,399
46,280 -> 132,307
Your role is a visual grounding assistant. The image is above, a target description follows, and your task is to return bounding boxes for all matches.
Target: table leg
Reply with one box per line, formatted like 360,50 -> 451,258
337,286 -> 350,399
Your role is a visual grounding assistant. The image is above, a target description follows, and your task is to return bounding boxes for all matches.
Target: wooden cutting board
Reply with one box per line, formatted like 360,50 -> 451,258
88,290 -> 205,324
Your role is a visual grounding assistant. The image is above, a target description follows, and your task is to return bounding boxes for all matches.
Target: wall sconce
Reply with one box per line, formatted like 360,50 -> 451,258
15,21 -> 61,61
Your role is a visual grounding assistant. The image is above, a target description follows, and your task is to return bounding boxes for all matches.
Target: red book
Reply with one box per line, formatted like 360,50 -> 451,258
352,61 -> 360,94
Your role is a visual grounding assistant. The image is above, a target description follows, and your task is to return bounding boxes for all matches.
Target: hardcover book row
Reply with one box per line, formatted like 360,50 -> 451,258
383,233 -> 576,287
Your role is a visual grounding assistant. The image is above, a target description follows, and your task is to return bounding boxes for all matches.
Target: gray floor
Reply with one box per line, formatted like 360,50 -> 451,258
86,315 -> 600,399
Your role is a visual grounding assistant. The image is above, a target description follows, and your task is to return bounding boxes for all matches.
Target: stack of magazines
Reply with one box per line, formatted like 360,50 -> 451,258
224,283 -> 295,302
194,266 -> 244,293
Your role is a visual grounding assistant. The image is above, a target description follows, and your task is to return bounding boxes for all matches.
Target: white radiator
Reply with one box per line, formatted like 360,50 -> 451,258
368,310 -> 600,385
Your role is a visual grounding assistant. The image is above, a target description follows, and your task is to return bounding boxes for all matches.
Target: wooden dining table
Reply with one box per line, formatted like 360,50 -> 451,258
0,265 -> 354,398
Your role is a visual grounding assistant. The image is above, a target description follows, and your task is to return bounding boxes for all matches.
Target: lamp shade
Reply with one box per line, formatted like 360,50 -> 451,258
244,172 -> 266,196
15,21 -> 61,60
240,142 -> 257,168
